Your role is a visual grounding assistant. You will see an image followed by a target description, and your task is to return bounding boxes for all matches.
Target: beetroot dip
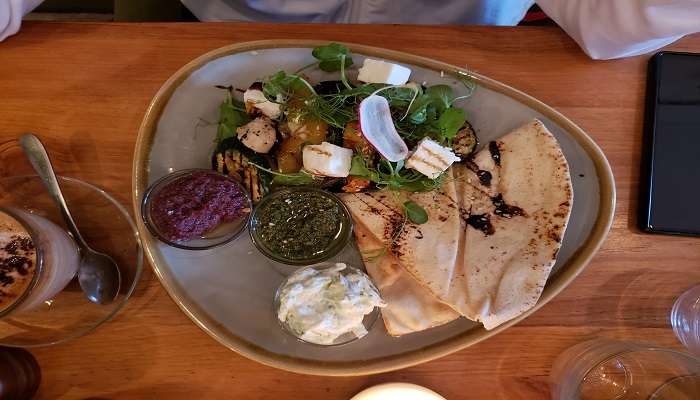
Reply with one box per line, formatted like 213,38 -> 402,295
148,171 -> 250,242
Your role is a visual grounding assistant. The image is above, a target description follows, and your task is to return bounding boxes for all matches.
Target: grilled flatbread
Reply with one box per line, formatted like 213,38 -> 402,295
343,119 -> 573,334
342,190 -> 462,336
402,119 -> 573,329
353,219 -> 460,336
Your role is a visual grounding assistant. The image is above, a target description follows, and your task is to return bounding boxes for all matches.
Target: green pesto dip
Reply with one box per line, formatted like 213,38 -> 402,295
255,190 -> 343,261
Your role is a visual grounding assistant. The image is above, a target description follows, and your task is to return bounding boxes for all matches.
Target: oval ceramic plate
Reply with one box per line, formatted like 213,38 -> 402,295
133,40 -> 615,376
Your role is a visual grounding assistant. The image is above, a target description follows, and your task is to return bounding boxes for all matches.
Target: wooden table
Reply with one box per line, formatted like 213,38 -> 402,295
2,22 -> 700,399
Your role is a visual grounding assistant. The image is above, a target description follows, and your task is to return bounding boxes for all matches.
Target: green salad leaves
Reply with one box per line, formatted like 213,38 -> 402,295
247,162 -> 318,186
312,43 -> 354,72
349,155 -> 445,193
438,108 -> 466,142
399,84 -> 467,145
404,201 -> 428,225
262,70 -> 316,101
216,90 -> 249,144
214,43 -> 476,226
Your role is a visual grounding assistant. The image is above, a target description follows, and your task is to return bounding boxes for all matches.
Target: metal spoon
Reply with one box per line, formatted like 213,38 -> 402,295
19,133 -> 121,305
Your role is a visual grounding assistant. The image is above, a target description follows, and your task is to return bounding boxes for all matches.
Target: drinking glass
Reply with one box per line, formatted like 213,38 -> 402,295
671,285 -> 700,357
0,175 -> 142,346
550,339 -> 700,399
0,206 -> 80,317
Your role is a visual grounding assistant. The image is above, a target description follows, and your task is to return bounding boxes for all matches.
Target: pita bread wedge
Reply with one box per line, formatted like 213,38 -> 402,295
353,219 -> 460,336
342,119 -> 572,333
340,187 -> 462,336
401,119 -> 573,329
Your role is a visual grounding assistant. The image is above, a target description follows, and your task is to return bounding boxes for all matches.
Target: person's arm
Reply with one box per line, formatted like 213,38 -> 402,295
0,0 -> 44,42
537,0 -> 700,59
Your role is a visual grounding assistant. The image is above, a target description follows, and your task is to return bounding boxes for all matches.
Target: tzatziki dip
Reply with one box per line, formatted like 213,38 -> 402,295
276,263 -> 386,345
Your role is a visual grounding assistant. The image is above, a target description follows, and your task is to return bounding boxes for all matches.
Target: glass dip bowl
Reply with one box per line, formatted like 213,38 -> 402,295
249,187 -> 353,265
274,262 -> 382,346
141,169 -> 252,250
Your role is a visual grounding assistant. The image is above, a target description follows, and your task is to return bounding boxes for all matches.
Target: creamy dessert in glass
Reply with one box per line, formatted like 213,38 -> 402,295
0,207 -> 80,317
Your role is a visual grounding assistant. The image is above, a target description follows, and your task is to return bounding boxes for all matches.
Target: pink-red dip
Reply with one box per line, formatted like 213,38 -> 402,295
149,171 -> 249,241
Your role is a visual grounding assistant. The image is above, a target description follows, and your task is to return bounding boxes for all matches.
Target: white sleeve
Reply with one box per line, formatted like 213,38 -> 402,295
0,0 -> 44,42
536,0 -> 700,60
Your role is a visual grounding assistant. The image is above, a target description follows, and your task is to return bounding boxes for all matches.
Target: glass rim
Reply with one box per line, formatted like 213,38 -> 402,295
574,341 -> 700,396
249,187 -> 353,266
671,284 -> 700,355
141,169 -> 253,251
273,262 -> 380,347
0,207 -> 46,319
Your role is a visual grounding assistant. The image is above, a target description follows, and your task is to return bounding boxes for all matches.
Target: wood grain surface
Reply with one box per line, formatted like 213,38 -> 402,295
1,22 -> 699,399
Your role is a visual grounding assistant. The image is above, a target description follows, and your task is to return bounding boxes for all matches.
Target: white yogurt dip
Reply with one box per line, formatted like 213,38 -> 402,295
277,263 -> 385,345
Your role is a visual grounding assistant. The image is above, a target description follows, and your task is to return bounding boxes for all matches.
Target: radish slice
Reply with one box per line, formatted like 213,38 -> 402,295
358,94 -> 409,162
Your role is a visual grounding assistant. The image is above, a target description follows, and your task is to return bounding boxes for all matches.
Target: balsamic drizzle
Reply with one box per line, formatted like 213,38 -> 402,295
476,170 -> 492,186
458,141 -> 524,236
465,159 -> 492,187
465,214 -> 495,236
489,141 -> 501,166
491,194 -> 525,218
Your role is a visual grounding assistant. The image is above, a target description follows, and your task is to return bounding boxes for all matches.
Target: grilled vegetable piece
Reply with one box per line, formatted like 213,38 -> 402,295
341,176 -> 371,193
276,115 -> 328,173
214,148 -> 267,204
314,80 -> 345,95
236,116 -> 277,154
342,121 -> 375,166
215,152 -> 225,174
453,121 -> 478,159
340,121 -> 374,193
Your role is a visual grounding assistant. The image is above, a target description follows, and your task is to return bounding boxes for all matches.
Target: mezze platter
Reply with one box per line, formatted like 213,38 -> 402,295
132,40 -> 615,376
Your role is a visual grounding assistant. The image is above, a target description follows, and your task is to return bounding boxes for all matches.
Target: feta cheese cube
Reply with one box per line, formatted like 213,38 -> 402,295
406,138 -> 461,179
302,142 -> 353,177
243,88 -> 281,119
236,116 -> 277,154
357,59 -> 411,85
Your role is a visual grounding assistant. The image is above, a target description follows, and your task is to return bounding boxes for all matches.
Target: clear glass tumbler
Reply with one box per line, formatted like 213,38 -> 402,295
550,339 -> 700,399
0,175 -> 142,347
671,285 -> 700,357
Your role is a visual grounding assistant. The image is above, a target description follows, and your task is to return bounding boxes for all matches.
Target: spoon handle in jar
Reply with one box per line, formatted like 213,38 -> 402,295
19,133 -> 88,247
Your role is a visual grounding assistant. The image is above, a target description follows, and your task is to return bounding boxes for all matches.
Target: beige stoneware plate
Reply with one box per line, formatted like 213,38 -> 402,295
132,40 -> 615,376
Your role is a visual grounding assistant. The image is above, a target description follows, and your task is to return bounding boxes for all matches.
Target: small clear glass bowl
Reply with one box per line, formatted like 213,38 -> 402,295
0,175 -> 142,347
249,187 -> 353,265
671,284 -> 700,357
273,262 -> 380,346
141,169 -> 252,250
